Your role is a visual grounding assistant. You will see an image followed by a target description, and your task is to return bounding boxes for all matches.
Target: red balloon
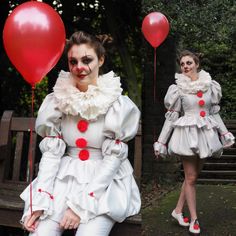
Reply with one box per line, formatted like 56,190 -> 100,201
3,2 -> 66,87
142,12 -> 170,48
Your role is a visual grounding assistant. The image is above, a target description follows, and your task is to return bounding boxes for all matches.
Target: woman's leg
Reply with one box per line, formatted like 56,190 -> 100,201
182,157 -> 203,221
174,180 -> 186,213
175,158 -> 205,214
29,218 -> 63,236
75,215 -> 115,236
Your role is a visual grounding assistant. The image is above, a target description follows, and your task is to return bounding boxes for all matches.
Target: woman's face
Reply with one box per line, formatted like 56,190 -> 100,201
68,44 -> 104,90
180,55 -> 199,79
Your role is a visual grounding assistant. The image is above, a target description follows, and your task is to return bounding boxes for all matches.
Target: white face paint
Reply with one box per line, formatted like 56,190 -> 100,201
68,44 -> 104,91
180,55 -> 199,80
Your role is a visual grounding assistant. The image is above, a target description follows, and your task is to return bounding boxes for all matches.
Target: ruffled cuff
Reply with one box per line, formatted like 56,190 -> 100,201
20,182 -> 54,222
39,137 -> 66,158
165,110 -> 179,121
102,139 -> 128,161
210,104 -> 220,115
220,132 -> 235,148
153,141 -> 167,158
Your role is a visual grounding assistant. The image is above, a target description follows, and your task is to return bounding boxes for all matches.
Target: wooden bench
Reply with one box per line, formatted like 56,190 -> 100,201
0,110 -> 142,235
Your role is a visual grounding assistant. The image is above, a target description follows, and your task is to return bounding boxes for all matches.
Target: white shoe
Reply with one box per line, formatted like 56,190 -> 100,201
171,209 -> 190,226
189,219 -> 200,234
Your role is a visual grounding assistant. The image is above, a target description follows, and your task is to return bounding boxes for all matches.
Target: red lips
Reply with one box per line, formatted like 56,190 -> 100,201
78,74 -> 86,79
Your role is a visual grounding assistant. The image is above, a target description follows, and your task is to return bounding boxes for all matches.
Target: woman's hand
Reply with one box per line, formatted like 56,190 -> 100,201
60,208 -> 80,230
23,210 -> 43,232
154,150 -> 160,159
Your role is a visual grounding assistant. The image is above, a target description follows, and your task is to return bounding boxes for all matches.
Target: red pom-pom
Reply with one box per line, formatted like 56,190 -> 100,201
198,99 -> 205,106
193,224 -> 199,230
76,138 -> 87,148
38,188 -> 42,192
184,217 -> 189,223
50,195 -> 54,200
115,139 -> 121,144
200,111 -> 206,117
89,192 -> 94,197
197,91 -> 203,98
79,149 -> 90,161
77,120 -> 88,132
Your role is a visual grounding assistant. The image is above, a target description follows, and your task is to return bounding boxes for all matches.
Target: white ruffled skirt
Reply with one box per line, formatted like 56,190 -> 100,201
168,115 -> 223,159
20,148 -> 141,224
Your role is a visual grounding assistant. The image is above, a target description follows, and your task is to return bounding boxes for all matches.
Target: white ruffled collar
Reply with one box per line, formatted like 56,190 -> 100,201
53,70 -> 123,120
175,70 -> 212,94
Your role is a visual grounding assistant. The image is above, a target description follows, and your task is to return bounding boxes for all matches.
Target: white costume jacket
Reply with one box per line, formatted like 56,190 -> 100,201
20,71 -> 141,224
154,70 -> 235,159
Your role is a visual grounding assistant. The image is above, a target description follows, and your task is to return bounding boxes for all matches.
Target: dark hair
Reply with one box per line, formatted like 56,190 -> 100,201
65,31 -> 112,60
177,50 -> 201,66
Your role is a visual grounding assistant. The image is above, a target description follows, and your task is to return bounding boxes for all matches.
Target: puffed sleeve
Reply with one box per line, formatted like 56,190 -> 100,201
210,80 -> 235,147
66,95 -> 140,223
153,85 -> 181,157
20,93 -> 66,221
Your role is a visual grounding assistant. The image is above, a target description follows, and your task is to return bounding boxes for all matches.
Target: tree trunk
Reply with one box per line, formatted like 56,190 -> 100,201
103,0 -> 141,107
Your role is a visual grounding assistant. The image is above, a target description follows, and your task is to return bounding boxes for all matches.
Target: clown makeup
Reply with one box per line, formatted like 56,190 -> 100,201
68,44 -> 104,91
180,55 -> 199,81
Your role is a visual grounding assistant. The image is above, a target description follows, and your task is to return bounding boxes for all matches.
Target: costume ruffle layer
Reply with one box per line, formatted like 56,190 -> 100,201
20,156 -> 140,223
66,173 -> 140,223
53,71 -> 123,120
172,115 -> 219,129
168,125 -> 223,159
57,155 -> 134,183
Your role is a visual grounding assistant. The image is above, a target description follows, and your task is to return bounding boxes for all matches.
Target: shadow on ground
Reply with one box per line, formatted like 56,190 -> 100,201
142,184 -> 236,236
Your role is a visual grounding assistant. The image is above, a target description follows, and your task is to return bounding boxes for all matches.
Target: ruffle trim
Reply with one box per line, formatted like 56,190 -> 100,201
173,115 -> 219,129
175,70 -> 212,94
220,132 -> 235,148
20,181 -> 54,221
66,174 -> 140,223
56,156 -> 134,183
53,70 -> 123,120
153,141 -> 167,158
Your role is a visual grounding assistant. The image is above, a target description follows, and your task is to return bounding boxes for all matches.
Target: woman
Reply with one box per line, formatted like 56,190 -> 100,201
153,50 -> 235,234
21,31 -> 141,236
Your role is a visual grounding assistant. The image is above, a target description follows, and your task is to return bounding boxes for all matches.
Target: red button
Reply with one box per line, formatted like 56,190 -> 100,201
200,111 -> 206,117
198,99 -> 205,106
76,138 -> 87,148
77,120 -> 88,132
78,149 -> 90,161
197,91 -> 203,98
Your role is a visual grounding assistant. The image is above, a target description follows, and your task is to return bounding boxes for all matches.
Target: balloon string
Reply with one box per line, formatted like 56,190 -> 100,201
153,48 -> 157,144
154,47 -> 157,104
29,85 -> 35,216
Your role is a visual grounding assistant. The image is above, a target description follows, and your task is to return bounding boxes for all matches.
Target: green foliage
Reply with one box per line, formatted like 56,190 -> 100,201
142,0 -> 236,119
1,0 -> 142,115
18,77 -> 48,117
1,59 -> 48,117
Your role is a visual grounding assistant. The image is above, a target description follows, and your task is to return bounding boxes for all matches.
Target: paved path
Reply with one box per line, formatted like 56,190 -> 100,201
142,184 -> 236,236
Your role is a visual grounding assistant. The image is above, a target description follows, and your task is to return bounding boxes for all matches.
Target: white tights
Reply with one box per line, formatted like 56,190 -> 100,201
29,215 -> 115,236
